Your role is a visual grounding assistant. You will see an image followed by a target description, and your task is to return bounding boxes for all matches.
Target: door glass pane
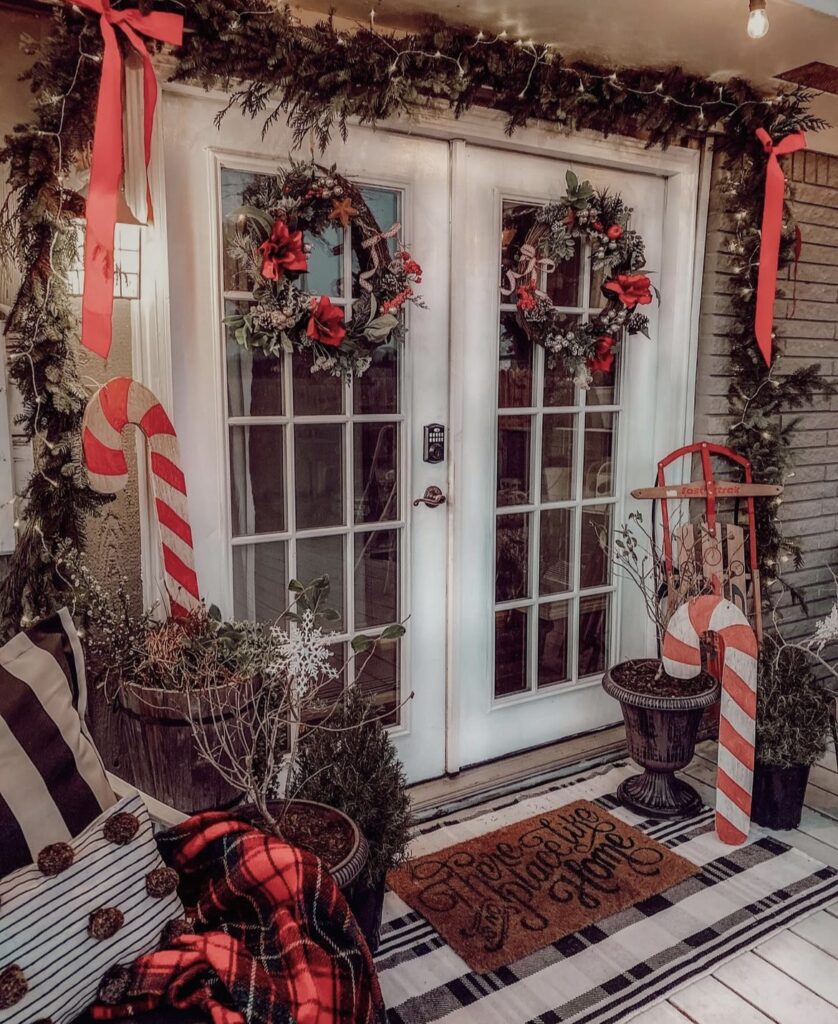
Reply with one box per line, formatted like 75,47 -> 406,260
232,542 -> 287,621
543,330 -> 580,407
583,411 -> 616,498
352,186 -> 401,282
354,350 -> 399,414
221,168 -> 262,292
356,637 -> 400,723
542,414 -> 576,503
500,201 -> 537,295
496,513 -> 530,602
578,593 -> 609,677
497,416 -> 531,507
537,602 -> 570,687
229,425 -> 285,537
587,345 -> 620,407
580,505 -> 612,589
498,314 -> 533,409
539,508 -> 573,596
299,222 -> 343,297
297,534 -> 344,632
590,263 -> 609,309
495,607 -> 529,697
226,304 -> 283,417
354,530 -> 399,629
294,424 -> 344,528
544,246 -> 583,308
292,351 -> 344,415
354,423 -> 398,524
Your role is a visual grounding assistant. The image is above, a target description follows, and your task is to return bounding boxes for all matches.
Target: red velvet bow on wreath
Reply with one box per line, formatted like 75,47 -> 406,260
224,161 -> 424,380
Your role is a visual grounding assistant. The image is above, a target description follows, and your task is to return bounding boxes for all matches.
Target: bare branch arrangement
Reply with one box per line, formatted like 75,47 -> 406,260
599,510 -> 736,645
769,578 -> 838,694
183,576 -> 408,837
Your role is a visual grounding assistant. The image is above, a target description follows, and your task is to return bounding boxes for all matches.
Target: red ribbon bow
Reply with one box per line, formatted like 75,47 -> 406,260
754,127 -> 806,366
72,0 -> 183,359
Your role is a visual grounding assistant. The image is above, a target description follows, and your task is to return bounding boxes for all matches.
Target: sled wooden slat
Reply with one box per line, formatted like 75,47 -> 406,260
631,483 -> 783,500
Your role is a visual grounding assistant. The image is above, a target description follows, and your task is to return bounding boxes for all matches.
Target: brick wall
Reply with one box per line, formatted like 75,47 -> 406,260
694,148 -> 838,641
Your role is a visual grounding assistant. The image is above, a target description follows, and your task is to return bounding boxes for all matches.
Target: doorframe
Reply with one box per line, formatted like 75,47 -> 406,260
136,85 -> 713,778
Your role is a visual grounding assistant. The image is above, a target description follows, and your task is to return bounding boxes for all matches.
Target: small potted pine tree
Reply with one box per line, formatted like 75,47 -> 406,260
753,602 -> 838,829
291,685 -> 413,952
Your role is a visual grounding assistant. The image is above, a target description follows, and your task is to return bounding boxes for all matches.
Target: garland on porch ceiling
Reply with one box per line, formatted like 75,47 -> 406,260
0,0 -> 831,633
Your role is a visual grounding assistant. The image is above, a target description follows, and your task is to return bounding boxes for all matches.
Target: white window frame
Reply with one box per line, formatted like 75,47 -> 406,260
213,155 -> 410,710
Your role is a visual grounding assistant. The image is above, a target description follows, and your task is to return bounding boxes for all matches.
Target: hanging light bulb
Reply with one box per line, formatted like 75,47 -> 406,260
747,0 -> 769,39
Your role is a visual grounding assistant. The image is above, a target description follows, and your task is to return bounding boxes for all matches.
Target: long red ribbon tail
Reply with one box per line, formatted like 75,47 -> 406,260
754,128 -> 806,367
80,12 -> 123,359
74,1 -> 182,359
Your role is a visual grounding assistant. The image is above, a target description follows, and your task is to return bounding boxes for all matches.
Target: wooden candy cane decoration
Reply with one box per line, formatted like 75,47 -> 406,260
82,377 -> 201,618
662,595 -> 758,845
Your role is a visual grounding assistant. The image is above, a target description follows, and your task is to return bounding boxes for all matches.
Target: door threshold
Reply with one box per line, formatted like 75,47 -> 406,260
408,724 -> 628,821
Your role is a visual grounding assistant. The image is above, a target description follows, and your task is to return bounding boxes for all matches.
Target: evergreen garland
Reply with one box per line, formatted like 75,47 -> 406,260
0,10 -> 111,634
0,0 -> 832,632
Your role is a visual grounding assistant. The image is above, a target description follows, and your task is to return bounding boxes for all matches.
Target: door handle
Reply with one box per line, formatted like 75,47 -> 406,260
413,485 -> 446,508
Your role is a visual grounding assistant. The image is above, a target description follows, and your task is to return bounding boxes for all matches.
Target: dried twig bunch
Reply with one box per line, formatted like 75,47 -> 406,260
183,576 -> 407,836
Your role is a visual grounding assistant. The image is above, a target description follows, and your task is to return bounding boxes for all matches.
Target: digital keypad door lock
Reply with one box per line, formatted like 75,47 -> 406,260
423,423 -> 445,463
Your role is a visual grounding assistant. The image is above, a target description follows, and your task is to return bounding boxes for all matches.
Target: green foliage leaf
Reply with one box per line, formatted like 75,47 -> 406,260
363,313 -> 399,341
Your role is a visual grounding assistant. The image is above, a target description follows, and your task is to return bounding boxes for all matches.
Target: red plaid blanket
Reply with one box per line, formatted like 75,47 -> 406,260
91,812 -> 386,1024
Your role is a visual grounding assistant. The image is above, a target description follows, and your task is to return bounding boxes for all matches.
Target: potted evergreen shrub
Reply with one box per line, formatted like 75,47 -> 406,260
600,514 -> 720,817
753,630 -> 835,829
291,685 -> 413,952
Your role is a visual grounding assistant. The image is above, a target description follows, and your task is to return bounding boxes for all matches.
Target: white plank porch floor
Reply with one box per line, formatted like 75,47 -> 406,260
625,740 -> 838,1024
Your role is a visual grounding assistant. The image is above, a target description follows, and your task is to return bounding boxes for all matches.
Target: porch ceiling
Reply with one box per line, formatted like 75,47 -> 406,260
297,0 -> 836,91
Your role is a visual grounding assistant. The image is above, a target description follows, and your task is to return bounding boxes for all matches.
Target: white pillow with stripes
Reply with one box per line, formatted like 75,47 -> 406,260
0,792 -> 183,1024
0,608 -> 116,875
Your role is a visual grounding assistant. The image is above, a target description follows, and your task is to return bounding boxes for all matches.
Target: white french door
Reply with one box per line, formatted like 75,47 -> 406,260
152,90 -> 700,784
450,143 -> 669,769
160,89 -> 450,782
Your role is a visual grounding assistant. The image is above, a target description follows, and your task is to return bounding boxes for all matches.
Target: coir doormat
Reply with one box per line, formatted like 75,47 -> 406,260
388,798 -> 699,972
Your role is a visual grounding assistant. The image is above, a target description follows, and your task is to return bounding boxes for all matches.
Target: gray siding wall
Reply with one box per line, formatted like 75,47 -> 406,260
694,148 -> 838,641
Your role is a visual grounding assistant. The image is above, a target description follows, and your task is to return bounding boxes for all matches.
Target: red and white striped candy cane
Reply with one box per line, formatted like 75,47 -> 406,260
662,595 -> 758,845
82,377 -> 201,618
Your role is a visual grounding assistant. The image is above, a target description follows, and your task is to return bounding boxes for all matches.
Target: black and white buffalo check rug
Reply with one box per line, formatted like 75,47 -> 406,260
376,762 -> 838,1024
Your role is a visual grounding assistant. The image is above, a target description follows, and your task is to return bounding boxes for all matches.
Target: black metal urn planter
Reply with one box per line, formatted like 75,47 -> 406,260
603,658 -> 720,818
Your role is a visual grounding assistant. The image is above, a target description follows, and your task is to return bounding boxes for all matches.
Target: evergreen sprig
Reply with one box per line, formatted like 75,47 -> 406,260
0,0 -> 830,633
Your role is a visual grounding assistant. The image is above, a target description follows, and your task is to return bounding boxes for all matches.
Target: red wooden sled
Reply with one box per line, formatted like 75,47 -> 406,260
632,441 -> 782,645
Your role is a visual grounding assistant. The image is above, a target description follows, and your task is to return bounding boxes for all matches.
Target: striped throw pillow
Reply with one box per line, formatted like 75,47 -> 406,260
0,608 -> 116,876
0,792 -> 184,1024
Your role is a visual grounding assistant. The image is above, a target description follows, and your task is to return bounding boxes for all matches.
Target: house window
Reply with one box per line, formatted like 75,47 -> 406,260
494,201 -> 619,698
67,223 -> 141,298
219,166 -> 404,718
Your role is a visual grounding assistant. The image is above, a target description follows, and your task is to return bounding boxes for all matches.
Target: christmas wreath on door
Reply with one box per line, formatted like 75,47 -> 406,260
225,160 -> 423,379
503,170 -> 657,388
